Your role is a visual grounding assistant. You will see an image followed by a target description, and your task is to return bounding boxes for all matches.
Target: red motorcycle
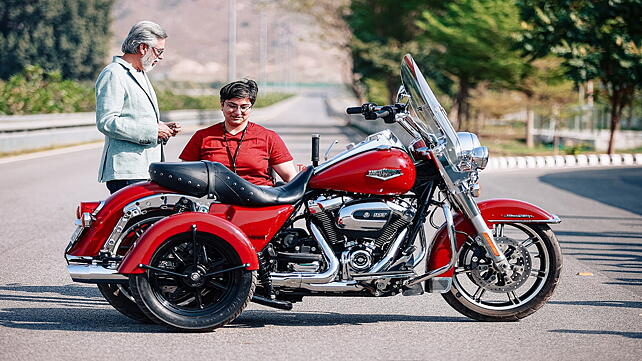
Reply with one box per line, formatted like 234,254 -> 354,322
65,54 -> 562,331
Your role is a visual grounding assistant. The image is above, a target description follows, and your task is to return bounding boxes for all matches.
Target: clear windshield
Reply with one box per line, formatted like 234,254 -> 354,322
400,54 -> 461,168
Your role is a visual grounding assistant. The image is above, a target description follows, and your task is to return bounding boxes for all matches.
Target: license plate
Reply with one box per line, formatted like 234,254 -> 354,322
66,226 -> 84,253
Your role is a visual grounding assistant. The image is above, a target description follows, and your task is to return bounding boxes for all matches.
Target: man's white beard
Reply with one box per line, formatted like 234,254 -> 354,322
141,51 -> 156,72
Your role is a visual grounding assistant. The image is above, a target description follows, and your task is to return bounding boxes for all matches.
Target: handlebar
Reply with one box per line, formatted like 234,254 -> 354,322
345,102 -> 406,124
346,106 -> 362,114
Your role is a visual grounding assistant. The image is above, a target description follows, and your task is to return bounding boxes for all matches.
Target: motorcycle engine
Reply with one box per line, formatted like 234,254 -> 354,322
308,196 -> 416,276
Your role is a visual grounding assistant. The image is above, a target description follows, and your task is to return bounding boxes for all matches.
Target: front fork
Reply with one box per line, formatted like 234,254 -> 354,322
448,190 -> 513,274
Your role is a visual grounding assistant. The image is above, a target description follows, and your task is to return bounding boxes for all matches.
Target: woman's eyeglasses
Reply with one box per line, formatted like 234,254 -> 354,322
224,102 -> 252,113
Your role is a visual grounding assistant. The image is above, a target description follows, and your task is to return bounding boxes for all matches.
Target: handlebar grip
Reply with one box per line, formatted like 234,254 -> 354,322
346,107 -> 362,114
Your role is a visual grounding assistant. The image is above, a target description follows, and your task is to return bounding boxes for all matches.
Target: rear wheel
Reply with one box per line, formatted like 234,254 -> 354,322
129,232 -> 255,331
98,213 -> 169,323
442,223 -> 562,321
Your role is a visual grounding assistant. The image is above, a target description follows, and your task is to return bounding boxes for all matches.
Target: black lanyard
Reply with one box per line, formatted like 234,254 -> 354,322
222,124 -> 248,173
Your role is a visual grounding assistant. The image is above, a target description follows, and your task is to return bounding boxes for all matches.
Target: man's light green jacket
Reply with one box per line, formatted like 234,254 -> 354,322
96,56 -> 161,182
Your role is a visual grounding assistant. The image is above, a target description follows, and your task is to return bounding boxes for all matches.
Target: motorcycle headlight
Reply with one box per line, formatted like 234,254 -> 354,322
456,132 -> 488,171
470,146 -> 489,170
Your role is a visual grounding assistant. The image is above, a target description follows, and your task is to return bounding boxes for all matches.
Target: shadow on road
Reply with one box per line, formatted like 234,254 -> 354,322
231,309 -> 469,328
548,300 -> 642,309
549,329 -> 642,339
539,168 -> 642,215
0,283 -> 469,332
0,284 -> 169,333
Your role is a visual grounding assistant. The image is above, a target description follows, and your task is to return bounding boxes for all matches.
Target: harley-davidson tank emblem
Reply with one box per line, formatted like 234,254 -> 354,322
366,169 -> 403,181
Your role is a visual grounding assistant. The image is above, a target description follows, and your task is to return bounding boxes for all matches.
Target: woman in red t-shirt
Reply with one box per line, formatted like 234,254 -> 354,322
179,79 -> 298,186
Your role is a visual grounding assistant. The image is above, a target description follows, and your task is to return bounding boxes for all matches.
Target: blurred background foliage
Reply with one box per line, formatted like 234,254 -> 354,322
0,0 -> 113,80
1,0 -> 641,154
0,65 -> 291,115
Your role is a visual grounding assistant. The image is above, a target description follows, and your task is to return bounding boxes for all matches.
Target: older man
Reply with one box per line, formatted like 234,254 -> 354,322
96,21 -> 181,194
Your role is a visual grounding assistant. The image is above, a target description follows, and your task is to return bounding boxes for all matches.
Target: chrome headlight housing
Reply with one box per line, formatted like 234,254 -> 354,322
456,132 -> 489,171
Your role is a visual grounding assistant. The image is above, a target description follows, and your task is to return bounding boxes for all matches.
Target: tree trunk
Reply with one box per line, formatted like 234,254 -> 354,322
456,77 -> 470,131
606,84 -> 632,155
607,100 -> 622,155
386,76 -> 399,104
525,96 -> 535,148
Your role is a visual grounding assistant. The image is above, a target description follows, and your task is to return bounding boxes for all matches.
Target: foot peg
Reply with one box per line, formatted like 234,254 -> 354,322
402,283 -> 424,296
251,295 -> 293,310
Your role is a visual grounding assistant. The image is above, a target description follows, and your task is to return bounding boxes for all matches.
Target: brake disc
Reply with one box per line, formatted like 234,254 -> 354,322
469,237 -> 532,293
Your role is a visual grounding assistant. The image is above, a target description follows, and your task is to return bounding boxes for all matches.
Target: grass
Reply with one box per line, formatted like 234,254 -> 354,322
0,140 -> 101,158
477,122 -> 641,156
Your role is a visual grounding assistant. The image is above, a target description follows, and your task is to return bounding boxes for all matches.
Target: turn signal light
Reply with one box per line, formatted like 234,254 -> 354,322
76,201 -> 101,227
76,202 -> 101,219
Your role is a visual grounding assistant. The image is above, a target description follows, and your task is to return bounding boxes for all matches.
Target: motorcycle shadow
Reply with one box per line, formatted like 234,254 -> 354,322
230,309 -> 470,329
0,284 -> 470,332
0,284 -> 167,333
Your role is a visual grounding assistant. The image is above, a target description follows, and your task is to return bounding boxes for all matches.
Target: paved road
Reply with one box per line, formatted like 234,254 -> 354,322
0,95 -> 640,360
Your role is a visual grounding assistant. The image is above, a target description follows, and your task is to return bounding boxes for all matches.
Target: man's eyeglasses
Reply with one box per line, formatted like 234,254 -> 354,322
224,102 -> 252,113
151,47 -> 165,56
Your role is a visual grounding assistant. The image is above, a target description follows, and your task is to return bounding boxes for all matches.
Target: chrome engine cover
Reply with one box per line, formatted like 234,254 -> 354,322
337,201 -> 392,231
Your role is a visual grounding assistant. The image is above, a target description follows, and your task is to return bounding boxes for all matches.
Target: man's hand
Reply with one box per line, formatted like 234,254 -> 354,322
166,121 -> 182,136
158,122 -> 173,141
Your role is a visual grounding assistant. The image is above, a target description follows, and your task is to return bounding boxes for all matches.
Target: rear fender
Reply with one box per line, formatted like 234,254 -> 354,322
427,198 -> 560,277
66,182 -> 177,257
118,212 -> 259,274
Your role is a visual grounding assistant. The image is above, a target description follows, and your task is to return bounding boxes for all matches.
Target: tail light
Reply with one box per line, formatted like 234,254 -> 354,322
75,201 -> 102,227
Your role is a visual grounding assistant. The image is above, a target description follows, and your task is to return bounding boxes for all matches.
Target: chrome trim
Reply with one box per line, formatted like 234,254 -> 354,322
431,150 -> 511,269
366,169 -> 403,181
487,217 -> 562,224
409,226 -> 428,268
314,129 -> 406,174
308,196 -> 348,213
101,194 -> 208,256
296,281 -> 364,292
324,140 -> 339,161
81,212 -> 92,228
368,228 -> 408,273
351,271 -> 414,280
270,223 -> 340,288
67,264 -> 128,283
93,201 -> 106,215
65,255 -> 93,262
405,199 -> 457,287
337,201 -> 391,231
425,277 -> 452,293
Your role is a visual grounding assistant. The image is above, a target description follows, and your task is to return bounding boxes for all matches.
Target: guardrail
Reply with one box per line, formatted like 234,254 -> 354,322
0,96 -> 301,154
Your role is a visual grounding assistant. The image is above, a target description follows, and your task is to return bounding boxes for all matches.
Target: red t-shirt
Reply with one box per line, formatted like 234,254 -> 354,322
179,122 -> 293,185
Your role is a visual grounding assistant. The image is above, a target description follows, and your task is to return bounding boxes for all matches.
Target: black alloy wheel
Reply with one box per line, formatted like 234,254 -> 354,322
129,231 -> 256,331
442,223 -> 562,321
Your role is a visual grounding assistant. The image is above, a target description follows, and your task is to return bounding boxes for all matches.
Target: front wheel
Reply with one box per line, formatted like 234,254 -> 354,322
129,232 -> 256,331
442,223 -> 562,321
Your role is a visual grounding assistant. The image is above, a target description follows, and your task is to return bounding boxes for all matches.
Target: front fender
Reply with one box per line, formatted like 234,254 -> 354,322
427,198 -> 560,276
118,212 -> 259,274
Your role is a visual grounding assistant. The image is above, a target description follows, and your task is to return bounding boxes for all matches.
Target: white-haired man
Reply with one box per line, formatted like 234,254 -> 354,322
96,21 -> 182,194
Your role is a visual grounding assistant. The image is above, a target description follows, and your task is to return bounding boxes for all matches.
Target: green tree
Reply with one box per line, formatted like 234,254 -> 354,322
346,0 -> 445,103
0,0 -> 114,80
518,0 -> 642,154
417,0 -> 528,130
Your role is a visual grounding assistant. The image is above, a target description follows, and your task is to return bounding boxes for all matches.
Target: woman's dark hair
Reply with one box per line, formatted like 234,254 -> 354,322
220,79 -> 258,104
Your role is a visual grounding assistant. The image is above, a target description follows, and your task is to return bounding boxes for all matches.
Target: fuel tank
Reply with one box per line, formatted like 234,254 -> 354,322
309,148 -> 416,195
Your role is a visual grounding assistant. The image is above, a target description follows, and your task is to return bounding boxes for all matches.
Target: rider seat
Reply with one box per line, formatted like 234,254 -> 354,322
149,161 -> 313,206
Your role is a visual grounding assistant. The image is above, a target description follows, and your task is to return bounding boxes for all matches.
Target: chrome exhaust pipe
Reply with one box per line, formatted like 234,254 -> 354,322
271,223 -> 340,288
367,228 -> 408,273
67,264 -> 128,283
298,281 -> 364,292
